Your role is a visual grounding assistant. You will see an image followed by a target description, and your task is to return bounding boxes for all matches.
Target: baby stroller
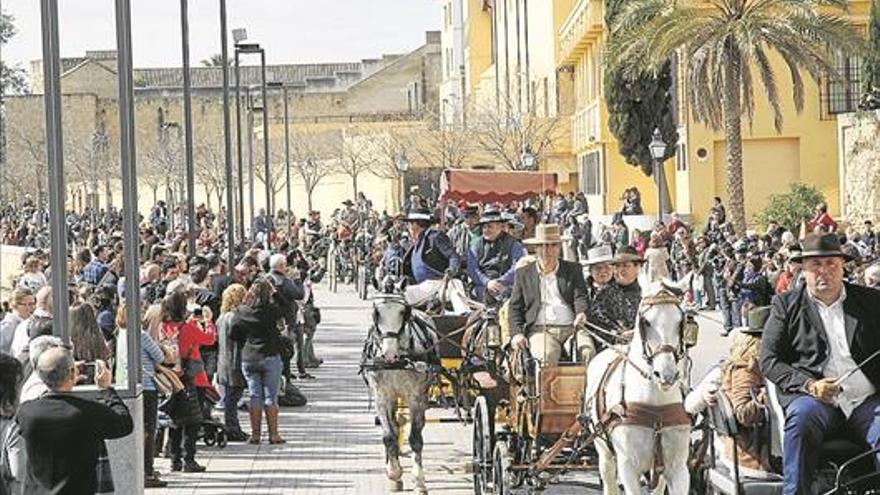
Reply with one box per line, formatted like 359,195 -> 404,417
197,386 -> 228,448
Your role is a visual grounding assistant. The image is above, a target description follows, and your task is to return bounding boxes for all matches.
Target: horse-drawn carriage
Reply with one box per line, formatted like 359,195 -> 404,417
469,283 -> 703,494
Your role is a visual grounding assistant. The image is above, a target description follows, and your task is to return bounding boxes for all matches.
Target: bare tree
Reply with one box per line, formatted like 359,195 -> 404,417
194,132 -> 229,209
7,126 -> 47,207
471,95 -> 563,170
291,129 -> 340,212
253,143 -> 286,212
409,109 -> 472,170
336,126 -> 377,198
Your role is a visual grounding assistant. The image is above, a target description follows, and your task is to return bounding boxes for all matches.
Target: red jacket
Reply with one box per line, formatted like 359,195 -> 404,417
163,318 -> 216,388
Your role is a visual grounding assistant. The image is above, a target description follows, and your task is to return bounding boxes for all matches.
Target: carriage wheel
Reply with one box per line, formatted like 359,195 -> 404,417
472,396 -> 494,494
493,441 -> 512,495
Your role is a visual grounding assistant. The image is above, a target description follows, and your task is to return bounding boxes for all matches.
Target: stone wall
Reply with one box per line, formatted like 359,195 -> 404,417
838,110 -> 880,225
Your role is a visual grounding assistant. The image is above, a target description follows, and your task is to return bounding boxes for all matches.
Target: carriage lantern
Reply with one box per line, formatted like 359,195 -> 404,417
484,309 -> 502,348
682,312 -> 700,348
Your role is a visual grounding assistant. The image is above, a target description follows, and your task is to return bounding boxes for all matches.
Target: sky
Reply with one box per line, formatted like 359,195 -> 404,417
2,0 -> 439,73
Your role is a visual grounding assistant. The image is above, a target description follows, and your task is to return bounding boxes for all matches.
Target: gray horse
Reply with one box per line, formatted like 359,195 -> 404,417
363,296 -> 438,494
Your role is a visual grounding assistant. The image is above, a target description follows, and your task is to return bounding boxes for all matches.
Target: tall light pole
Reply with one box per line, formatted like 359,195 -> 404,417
648,127 -> 668,221
39,0 -> 70,341
268,81 -> 292,238
235,43 -> 265,241
233,35 -> 247,243
259,50 -> 271,239
220,0 -> 234,275
180,0 -> 196,255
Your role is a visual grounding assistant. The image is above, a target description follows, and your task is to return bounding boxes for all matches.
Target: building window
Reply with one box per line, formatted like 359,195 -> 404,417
823,51 -> 861,116
579,151 -> 603,195
676,142 -> 687,171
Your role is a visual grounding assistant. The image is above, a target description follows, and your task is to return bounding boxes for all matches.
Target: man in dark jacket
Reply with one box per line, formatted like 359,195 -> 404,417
16,347 -> 133,495
402,207 -> 468,314
759,233 -> 880,495
268,253 -> 308,379
508,224 -> 593,365
468,206 -> 524,303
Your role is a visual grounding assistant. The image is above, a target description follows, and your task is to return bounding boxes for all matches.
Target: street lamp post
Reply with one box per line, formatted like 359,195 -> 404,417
397,153 -> 409,213
234,42 -> 264,242
219,0 -> 235,276
180,0 -> 197,255
648,128 -> 667,221
269,81 -> 292,238
521,144 -> 536,171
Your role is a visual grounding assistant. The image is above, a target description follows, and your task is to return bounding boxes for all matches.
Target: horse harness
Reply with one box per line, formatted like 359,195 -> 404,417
591,290 -> 693,481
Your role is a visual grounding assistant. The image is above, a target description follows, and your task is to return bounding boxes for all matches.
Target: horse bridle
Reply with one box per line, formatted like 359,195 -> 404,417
371,297 -> 411,343
637,290 -> 693,365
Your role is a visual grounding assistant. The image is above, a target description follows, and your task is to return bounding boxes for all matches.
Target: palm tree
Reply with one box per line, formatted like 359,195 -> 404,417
607,0 -> 864,233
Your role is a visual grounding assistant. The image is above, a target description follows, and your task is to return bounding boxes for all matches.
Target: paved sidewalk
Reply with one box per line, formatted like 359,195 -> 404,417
152,286 -> 473,494
150,286 -> 730,494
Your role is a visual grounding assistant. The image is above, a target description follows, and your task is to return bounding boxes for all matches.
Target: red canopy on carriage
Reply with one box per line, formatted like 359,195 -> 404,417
438,169 -> 558,203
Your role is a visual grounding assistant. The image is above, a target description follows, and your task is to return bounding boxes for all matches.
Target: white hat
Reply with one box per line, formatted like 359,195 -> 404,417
584,245 -> 614,266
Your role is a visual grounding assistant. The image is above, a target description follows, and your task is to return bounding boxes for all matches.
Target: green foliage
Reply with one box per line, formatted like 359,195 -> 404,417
755,183 -> 826,234
0,12 -> 27,95
604,0 -> 678,176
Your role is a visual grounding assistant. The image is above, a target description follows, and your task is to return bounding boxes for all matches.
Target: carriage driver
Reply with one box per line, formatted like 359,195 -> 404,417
760,233 -> 880,495
401,207 -> 471,314
508,224 -> 594,365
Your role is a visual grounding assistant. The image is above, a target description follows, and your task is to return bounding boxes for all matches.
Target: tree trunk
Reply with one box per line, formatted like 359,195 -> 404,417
352,174 -> 358,199
306,187 -> 314,212
722,42 -> 746,234
104,177 -> 112,209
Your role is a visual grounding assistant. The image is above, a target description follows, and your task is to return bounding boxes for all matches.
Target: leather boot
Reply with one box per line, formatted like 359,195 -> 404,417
248,405 -> 262,444
265,406 -> 286,444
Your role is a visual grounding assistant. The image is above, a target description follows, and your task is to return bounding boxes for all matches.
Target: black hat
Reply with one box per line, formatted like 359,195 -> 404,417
790,233 -> 853,262
478,205 -> 505,225
612,246 -> 645,264
737,306 -> 771,335
342,199 -> 354,206
403,207 -> 435,223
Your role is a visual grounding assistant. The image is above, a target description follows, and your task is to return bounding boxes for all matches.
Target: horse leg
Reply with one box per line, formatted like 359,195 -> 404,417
660,431 -> 690,494
378,399 -> 403,491
409,396 -> 428,495
596,438 -> 620,495
616,457 -> 643,495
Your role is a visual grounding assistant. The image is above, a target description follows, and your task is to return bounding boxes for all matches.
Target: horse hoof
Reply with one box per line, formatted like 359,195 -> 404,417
388,479 -> 404,492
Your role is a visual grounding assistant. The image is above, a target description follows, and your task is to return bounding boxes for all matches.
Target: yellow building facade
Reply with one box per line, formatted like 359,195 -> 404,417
555,0 -> 871,226
437,0 -> 580,191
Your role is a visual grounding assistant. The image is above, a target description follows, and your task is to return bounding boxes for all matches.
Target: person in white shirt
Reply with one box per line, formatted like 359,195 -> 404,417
760,233 -> 880,495
508,224 -> 593,365
0,289 -> 34,355
9,286 -> 52,362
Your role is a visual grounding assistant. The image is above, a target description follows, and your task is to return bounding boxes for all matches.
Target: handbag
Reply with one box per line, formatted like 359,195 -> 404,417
94,440 -> 114,494
304,304 -> 321,327
159,384 -> 203,426
154,365 -> 184,395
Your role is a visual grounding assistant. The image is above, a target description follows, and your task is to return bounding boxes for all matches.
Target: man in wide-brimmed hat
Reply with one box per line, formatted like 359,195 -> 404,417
760,233 -> 880,493
447,203 -> 480,272
401,207 -> 469,314
468,205 -> 524,302
508,224 -> 594,365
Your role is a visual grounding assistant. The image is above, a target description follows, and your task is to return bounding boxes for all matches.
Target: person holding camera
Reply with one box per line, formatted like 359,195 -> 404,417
161,290 -> 215,472
15,346 -> 133,495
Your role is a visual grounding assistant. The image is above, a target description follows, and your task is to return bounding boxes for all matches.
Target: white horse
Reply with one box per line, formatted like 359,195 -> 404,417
363,296 -> 437,494
585,281 -> 693,495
